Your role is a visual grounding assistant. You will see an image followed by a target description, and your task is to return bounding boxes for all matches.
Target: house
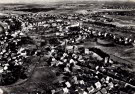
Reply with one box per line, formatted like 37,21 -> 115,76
89,48 -> 110,63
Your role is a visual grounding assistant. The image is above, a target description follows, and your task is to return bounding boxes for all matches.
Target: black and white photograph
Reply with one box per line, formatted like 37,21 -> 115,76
0,0 -> 135,94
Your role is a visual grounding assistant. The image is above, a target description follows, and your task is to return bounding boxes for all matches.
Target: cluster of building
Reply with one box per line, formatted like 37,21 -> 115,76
45,41 -> 134,94
83,17 -> 135,46
0,12 -> 134,93
16,12 -> 135,48
13,13 -> 135,93
0,16 -> 39,85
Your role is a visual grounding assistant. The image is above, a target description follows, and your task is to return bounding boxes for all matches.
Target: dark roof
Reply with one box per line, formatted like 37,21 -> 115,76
0,24 -> 4,33
89,47 -> 109,58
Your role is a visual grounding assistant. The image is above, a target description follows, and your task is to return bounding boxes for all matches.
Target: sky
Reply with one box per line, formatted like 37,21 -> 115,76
0,0 -> 134,4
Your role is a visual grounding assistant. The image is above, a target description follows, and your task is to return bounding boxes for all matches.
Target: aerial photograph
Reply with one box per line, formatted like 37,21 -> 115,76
0,0 -> 135,94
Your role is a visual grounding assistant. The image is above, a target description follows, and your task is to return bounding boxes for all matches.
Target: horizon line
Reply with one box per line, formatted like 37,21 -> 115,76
0,0 -> 135,4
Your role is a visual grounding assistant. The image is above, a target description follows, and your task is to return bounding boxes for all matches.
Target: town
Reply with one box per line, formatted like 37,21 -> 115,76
0,1 -> 135,94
